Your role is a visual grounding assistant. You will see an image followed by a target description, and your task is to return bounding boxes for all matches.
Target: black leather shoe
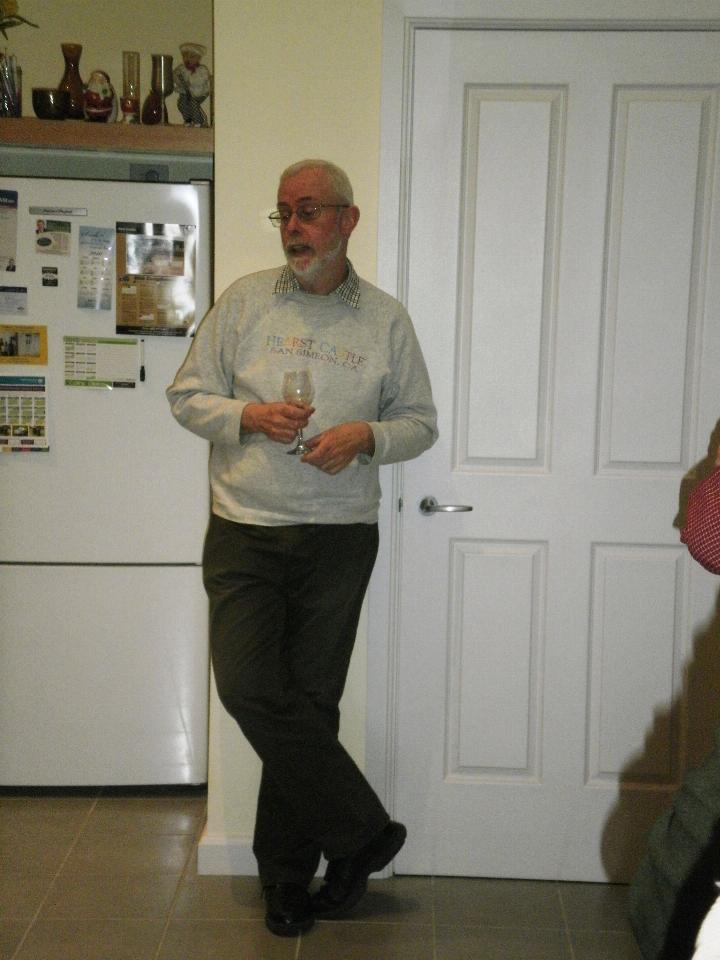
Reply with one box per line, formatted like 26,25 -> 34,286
312,820 -> 407,919
264,882 -> 314,937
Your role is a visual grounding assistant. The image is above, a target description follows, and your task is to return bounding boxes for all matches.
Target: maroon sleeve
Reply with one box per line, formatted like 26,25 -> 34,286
681,467 -> 720,574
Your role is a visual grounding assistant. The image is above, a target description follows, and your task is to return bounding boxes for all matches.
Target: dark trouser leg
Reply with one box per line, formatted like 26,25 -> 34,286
203,515 -> 388,888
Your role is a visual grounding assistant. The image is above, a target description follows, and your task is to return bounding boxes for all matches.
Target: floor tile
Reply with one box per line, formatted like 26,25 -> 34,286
435,924 -> 573,960
570,929 -> 643,959
0,836 -> 74,879
333,876 -> 434,924
158,918 -> 297,959
0,794 -> 96,842
0,920 -> 30,960
171,874 -> 266,920
559,881 -> 632,931
433,877 -> 564,928
0,877 -> 54,920
58,834 -> 194,877
83,791 -> 205,838
40,875 -> 180,918
13,918 -> 165,960
300,920 -> 434,959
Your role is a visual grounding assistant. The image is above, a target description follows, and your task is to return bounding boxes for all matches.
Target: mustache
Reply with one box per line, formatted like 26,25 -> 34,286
284,242 -> 314,255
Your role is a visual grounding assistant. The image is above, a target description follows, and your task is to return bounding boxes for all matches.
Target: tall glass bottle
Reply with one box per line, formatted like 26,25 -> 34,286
120,51 -> 140,123
58,43 -> 84,119
141,54 -> 173,125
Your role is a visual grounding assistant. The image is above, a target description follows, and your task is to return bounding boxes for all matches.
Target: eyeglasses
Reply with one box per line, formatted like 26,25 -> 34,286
268,202 -> 350,228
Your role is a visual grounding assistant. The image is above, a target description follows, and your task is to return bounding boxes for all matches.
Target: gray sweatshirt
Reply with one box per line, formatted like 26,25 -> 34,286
166,265 -> 438,525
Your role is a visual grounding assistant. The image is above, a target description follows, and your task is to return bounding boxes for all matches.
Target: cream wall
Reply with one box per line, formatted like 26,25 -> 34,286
7,0 -> 212,125
203,0 -> 384,866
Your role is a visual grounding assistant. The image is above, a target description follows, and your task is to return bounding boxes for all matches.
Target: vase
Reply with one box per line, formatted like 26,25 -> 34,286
58,43 -> 84,119
140,90 -> 163,125
141,54 -> 173,125
120,51 -> 140,123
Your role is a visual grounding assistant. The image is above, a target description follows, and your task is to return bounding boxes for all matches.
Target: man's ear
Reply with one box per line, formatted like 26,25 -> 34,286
340,205 -> 360,239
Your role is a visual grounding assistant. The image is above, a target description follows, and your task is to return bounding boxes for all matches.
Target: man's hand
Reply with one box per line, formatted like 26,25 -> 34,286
301,422 -> 374,475
242,402 -> 314,444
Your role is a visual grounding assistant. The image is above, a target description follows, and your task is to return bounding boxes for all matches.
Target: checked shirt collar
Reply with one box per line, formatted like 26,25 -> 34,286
274,259 -> 360,309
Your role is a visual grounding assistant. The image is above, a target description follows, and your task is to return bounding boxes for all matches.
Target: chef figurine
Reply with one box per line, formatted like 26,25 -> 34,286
83,70 -> 118,122
173,42 -> 211,127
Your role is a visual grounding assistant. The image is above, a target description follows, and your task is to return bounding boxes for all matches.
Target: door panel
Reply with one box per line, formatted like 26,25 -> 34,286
395,29 -> 720,881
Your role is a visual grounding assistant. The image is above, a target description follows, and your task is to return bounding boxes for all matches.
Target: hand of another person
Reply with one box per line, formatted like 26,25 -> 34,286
242,402 -> 314,445
301,422 -> 374,475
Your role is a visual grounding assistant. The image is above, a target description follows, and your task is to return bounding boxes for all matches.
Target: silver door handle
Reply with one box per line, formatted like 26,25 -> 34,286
419,496 -> 473,515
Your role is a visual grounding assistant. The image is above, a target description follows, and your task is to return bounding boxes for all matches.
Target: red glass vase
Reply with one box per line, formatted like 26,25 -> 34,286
58,43 -> 84,120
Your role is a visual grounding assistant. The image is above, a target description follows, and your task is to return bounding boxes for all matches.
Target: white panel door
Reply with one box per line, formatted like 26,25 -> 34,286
395,28 -> 720,881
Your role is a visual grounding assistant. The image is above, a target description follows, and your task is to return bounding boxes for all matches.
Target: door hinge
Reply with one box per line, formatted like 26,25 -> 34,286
398,496 -> 403,512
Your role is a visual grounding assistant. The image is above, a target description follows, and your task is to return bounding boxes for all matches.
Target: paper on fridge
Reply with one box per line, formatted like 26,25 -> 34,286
64,335 -> 139,389
0,323 -> 47,362
0,189 -> 18,272
0,375 -> 48,451
77,226 -> 114,310
115,221 -> 198,337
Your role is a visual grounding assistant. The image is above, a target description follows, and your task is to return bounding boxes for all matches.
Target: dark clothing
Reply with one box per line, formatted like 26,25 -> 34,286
202,514 -> 387,886
630,730 -> 720,959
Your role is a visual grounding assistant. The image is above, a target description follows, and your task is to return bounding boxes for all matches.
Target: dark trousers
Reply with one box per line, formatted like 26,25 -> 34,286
202,514 -> 389,888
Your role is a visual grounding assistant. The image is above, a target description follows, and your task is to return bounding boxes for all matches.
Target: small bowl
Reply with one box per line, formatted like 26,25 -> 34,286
32,88 -> 69,120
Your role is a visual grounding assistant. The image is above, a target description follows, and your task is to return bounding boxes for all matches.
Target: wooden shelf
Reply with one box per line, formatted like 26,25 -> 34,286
0,117 -> 213,155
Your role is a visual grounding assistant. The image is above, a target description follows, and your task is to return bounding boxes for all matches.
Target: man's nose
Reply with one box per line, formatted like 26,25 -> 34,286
283,210 -> 304,231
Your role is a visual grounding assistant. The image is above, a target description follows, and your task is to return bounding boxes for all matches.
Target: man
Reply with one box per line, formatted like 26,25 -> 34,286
167,159 -> 437,937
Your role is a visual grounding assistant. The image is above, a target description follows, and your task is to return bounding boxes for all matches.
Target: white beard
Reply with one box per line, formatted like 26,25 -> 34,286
285,236 -> 344,285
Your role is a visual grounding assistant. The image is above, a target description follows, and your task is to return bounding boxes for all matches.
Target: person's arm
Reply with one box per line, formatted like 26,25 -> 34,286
301,420 -> 375,475
242,401 -> 314,445
680,442 -> 720,574
302,309 -> 437,474
363,310 -> 438,465
167,283 -> 313,446
166,286 -> 247,445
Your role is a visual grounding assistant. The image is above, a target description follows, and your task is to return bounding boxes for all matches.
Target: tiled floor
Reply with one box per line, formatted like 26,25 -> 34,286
0,786 -> 642,960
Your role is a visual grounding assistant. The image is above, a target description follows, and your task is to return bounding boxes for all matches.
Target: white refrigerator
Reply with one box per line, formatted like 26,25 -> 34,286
0,176 -> 211,785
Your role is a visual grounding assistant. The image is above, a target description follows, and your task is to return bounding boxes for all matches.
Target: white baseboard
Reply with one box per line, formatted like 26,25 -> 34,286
196,828 -> 387,879
197,829 -> 258,876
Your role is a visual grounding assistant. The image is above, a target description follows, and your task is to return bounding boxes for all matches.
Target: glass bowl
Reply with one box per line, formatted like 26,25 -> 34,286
32,88 -> 69,120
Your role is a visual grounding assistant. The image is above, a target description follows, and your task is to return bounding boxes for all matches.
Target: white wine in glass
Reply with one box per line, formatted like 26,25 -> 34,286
281,369 -> 314,455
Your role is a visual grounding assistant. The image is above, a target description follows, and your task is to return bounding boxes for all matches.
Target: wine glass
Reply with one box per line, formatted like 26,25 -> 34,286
281,369 -> 314,455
